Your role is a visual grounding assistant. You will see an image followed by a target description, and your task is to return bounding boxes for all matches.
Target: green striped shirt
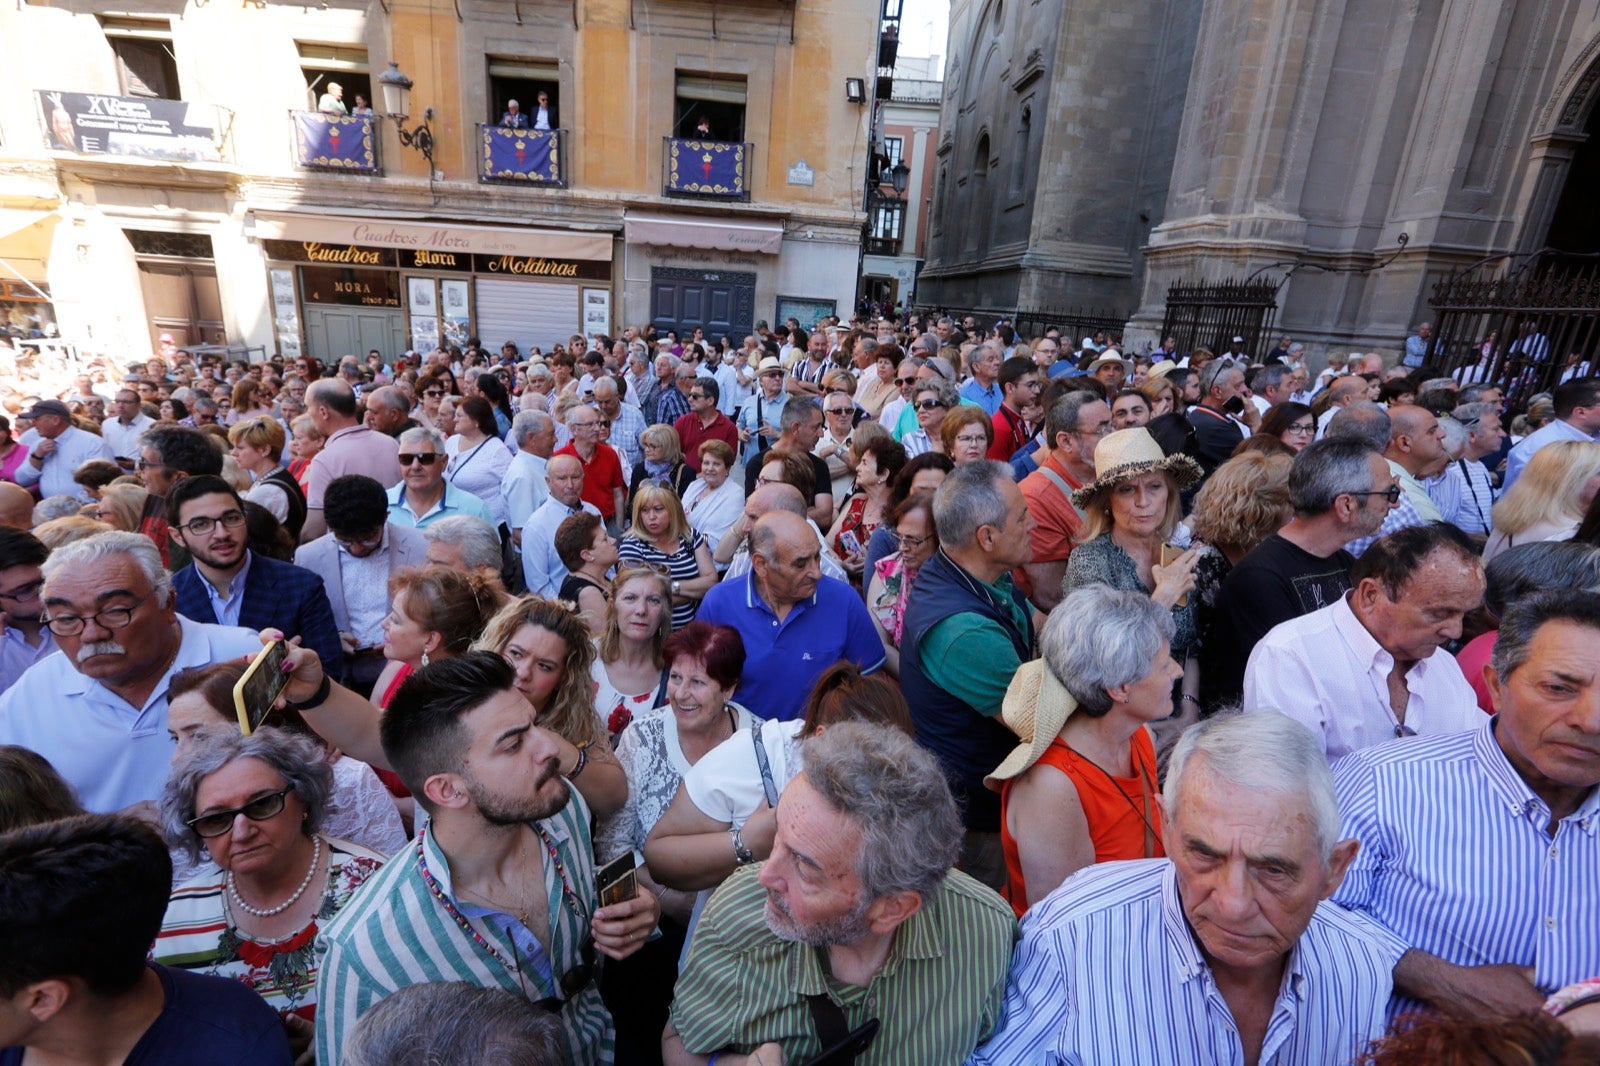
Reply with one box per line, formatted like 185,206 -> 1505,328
314,787 -> 614,1065
670,866 -> 1016,1064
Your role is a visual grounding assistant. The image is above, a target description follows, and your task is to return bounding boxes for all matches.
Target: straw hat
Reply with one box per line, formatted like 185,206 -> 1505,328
1146,359 -> 1178,380
1086,351 -> 1132,377
1070,427 -> 1204,509
756,355 -> 786,375
985,659 -> 1079,789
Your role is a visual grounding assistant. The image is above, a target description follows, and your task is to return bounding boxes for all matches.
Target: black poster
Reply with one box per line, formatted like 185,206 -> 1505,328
38,90 -> 220,162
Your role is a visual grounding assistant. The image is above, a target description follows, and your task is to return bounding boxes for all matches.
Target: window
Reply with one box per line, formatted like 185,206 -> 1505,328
883,136 -> 904,170
298,42 -> 371,115
487,57 -> 559,129
867,201 -> 906,255
674,74 -> 746,141
100,17 -> 180,100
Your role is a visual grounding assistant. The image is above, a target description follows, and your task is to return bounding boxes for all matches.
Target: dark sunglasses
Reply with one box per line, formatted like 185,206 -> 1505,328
398,453 -> 440,466
916,399 -> 948,411
187,788 -> 292,838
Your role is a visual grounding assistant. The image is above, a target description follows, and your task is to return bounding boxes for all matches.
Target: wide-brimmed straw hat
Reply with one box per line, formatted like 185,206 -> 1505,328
1086,351 -> 1132,377
986,659 -> 1079,789
1070,427 -> 1204,509
1146,359 -> 1178,380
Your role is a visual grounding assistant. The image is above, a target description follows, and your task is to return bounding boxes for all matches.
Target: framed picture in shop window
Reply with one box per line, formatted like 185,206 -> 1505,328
440,279 -> 471,349
408,277 -> 439,352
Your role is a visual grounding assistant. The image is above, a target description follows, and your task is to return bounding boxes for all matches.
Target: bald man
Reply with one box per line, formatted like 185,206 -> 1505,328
714,482 -> 850,583
0,483 -> 34,530
520,453 -> 599,597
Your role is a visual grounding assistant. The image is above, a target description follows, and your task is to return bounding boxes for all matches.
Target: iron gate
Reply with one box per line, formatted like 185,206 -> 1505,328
1158,279 -> 1280,362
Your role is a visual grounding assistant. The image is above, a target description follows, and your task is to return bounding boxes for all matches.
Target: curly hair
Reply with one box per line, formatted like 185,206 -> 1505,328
1188,451 -> 1293,556
1356,1010 -> 1600,1065
475,596 -> 605,750
389,565 -> 502,656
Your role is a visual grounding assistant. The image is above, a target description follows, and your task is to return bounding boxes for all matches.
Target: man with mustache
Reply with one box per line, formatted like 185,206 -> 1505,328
0,530 -> 259,814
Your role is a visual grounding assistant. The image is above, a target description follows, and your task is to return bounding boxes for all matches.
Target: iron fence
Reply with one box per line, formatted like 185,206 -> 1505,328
916,306 -> 1130,345
1158,279 -> 1280,363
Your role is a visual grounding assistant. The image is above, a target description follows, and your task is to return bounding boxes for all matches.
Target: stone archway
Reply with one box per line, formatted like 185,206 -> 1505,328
1512,35 -> 1600,252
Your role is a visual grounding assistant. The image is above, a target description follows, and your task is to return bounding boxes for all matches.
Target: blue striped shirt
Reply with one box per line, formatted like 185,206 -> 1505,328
1331,720 -> 1600,1013
967,860 -> 1396,1066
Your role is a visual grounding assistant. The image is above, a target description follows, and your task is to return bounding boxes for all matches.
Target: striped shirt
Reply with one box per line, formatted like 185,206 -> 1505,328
671,865 -> 1016,1064
968,860 -> 1397,1066
314,787 -> 613,1066
1331,720 -> 1600,1014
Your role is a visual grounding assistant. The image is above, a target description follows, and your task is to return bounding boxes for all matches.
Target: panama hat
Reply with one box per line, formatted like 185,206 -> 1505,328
1070,427 -> 1204,509
1146,359 -> 1178,380
756,355 -> 786,375
986,659 -> 1079,790
1086,351 -> 1133,377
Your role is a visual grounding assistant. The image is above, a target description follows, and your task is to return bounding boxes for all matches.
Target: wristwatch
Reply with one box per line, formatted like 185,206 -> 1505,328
730,827 -> 756,865
671,580 -> 681,595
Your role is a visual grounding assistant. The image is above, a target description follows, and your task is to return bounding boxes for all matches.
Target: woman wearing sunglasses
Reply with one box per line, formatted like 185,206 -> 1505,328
154,727 -> 388,1063
411,373 -> 450,433
901,379 -> 959,458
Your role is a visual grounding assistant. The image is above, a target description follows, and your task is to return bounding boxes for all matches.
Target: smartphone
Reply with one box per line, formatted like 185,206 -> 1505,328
799,1019 -> 881,1066
1159,544 -> 1190,609
1222,395 -> 1247,415
837,528 -> 863,557
596,851 -> 638,909
233,640 -> 289,735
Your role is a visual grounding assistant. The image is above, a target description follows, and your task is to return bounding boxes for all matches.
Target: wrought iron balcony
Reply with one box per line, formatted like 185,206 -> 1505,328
479,124 -> 565,186
291,111 -> 379,173
663,137 -> 751,201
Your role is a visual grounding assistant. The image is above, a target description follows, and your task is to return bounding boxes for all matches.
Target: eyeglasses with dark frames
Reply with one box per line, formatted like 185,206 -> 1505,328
186,788 -> 293,838
1343,486 -> 1402,505
0,578 -> 43,603
915,399 -> 948,411
174,510 -> 247,537
42,588 -> 156,637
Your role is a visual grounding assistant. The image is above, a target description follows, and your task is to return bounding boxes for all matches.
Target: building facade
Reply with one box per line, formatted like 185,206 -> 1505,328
859,56 -> 941,312
0,0 -> 878,361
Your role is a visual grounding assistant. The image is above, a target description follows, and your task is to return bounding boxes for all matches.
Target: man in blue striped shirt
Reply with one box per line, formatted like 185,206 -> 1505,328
1332,589 -> 1600,1020
970,714 -> 1399,1066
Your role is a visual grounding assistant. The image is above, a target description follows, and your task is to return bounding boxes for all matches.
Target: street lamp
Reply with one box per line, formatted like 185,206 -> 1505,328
376,61 -> 434,168
888,160 -> 910,197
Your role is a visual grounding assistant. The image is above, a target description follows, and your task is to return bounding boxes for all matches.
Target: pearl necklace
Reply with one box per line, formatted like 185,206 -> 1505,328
228,835 -> 323,918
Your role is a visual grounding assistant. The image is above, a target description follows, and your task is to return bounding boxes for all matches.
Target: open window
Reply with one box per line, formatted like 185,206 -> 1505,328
487,57 -> 560,129
100,16 -> 181,100
674,74 -> 746,141
298,42 -> 371,115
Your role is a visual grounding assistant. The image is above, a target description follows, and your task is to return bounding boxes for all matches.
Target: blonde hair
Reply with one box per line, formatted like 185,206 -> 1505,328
34,515 -> 114,551
228,416 -> 286,462
1077,470 -> 1185,544
626,482 -> 691,544
599,565 -> 672,667
1189,451 -> 1293,555
290,414 -> 323,442
96,483 -> 148,532
639,424 -> 683,465
1491,440 -> 1600,537
474,596 -> 604,749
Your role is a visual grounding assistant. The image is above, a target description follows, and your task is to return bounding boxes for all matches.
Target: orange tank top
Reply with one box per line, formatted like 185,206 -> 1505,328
1000,730 -> 1165,917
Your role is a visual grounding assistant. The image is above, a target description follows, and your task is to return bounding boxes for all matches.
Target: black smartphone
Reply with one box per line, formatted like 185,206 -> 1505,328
232,640 -> 288,735
596,851 -> 638,908
799,1019 -> 880,1066
1222,395 -> 1246,415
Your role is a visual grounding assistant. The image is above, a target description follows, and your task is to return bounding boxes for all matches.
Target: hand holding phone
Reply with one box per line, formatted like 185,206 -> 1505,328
234,639 -> 289,734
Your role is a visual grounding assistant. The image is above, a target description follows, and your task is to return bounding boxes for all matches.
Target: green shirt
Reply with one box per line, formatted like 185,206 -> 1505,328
671,865 -> 1016,1065
918,573 -> 1031,717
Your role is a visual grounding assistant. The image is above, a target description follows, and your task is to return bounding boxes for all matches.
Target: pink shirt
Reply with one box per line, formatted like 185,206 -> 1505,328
304,424 -> 403,508
1456,629 -> 1498,714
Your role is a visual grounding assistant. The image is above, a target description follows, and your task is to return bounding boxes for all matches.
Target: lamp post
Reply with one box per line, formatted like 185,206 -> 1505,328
376,61 -> 435,169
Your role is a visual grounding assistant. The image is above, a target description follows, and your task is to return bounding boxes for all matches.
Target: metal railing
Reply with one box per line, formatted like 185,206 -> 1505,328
478,124 -> 565,186
1158,279 -> 1280,362
663,137 -> 752,201
290,111 -> 379,173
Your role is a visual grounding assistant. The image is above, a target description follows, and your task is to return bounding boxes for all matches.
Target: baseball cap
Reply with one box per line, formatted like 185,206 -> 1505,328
21,399 -> 71,420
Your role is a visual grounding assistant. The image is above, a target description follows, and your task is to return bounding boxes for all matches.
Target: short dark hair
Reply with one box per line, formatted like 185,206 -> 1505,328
0,528 -> 49,570
554,511 -> 603,571
167,474 -> 242,523
998,356 -> 1036,392
144,425 -> 223,477
381,651 -> 517,809
1288,438 -> 1376,515
0,814 -> 172,996
324,475 -> 391,537
1493,589 -> 1600,682
1352,523 -> 1481,599
663,621 -> 746,689
1553,377 -> 1600,420
694,375 -> 720,403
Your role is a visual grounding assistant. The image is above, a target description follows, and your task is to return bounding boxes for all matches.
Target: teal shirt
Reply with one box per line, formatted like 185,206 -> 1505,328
918,572 -> 1030,717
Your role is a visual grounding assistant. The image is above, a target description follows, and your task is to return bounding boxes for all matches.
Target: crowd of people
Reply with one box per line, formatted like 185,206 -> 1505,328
0,315 -> 1598,1066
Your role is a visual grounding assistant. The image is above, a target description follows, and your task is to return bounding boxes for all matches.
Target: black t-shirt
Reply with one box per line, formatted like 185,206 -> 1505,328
1200,534 -> 1355,712
743,449 -> 834,509
1187,406 -> 1245,475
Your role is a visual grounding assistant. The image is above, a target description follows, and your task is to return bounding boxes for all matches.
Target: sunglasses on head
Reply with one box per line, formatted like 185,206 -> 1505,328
398,453 -> 440,466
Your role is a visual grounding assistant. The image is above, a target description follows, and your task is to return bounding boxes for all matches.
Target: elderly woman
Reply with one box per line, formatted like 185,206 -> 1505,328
630,424 -> 696,500
1485,440 -> 1600,560
554,511 -> 617,635
287,415 -> 323,489
619,481 -> 716,630
1139,375 -> 1183,419
1065,427 -> 1207,710
389,425 -> 495,530
229,416 -> 306,540
987,586 -> 1181,916
445,395 -> 513,529
867,490 -> 937,676
411,373 -> 449,431
901,379 -> 958,457
854,344 -> 901,418
93,482 -> 147,531
592,564 -> 674,736
942,404 -> 995,464
681,439 -> 744,557
154,728 -> 386,1060
828,436 -> 906,578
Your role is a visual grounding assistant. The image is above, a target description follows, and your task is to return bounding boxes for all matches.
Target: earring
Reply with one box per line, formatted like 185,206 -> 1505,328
421,650 -> 431,667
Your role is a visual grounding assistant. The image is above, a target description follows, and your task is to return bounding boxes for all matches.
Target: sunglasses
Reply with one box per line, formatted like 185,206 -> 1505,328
826,406 -> 853,415
398,453 -> 440,466
896,376 -> 918,385
423,389 -> 444,398
186,788 -> 293,838
916,400 -> 948,411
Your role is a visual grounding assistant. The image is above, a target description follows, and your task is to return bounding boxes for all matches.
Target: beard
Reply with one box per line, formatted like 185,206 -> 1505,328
764,888 -> 873,947
469,761 -> 570,827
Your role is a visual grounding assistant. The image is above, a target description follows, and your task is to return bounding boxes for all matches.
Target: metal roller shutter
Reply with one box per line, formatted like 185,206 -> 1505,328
474,278 -> 580,355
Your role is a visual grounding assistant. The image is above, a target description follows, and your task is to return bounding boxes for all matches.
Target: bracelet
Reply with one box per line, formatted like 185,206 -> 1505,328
1178,694 -> 1199,706
283,672 -> 332,712
707,1055 -> 720,1066
730,826 -> 755,865
571,743 -> 590,779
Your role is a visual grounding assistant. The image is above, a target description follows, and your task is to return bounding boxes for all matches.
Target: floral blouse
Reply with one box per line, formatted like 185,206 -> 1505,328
152,838 -> 385,1019
870,553 -> 921,647
1062,533 -> 1224,660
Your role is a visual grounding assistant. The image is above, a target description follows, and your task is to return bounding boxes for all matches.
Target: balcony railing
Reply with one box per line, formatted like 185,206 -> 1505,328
291,111 -> 379,173
479,125 -> 565,186
663,137 -> 751,201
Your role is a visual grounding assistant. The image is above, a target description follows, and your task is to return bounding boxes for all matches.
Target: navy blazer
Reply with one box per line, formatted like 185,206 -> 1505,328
173,552 -> 344,677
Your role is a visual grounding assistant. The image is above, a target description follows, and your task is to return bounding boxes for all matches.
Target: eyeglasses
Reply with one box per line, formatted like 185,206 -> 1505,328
1199,358 -> 1237,396
186,788 -> 293,838
1285,422 -> 1315,435
1344,486 -> 1403,505
894,532 -> 931,550
916,399 -> 947,411
334,530 -> 385,551
135,458 -> 168,472
687,392 -> 707,400
398,453 -> 441,466
954,433 -> 989,447
42,588 -> 155,637
0,578 -> 43,602
174,510 -> 247,537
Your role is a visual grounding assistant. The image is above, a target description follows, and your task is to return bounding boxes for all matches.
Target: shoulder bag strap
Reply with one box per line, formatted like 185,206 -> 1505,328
752,726 -> 780,808
805,992 -> 854,1058
1036,463 -> 1087,521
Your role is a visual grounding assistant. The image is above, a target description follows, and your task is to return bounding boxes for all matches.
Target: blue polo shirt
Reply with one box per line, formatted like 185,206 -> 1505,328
959,379 -> 1003,416
697,572 -> 885,722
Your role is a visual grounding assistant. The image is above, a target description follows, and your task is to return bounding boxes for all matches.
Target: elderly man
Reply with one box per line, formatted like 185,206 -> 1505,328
735,356 -> 791,465
1245,524 -> 1485,760
592,377 -> 646,471
102,387 -> 156,468
294,474 -> 429,689
315,653 -> 659,1066
1502,376 -> 1600,490
555,403 -> 626,527
0,483 -> 33,530
0,528 -> 54,693
501,409 -> 555,539
673,377 -> 738,473
14,399 -> 116,502
664,723 -> 1016,1065
970,714 -> 1395,1065
901,461 -> 1036,889
1332,589 -> 1600,1018
521,454 -> 600,598
423,514 -> 505,582
0,531 -> 259,812
1383,405 -> 1449,522
715,482 -> 848,583
362,385 -> 416,439
651,355 -> 691,425
1451,400 -> 1505,537
1018,392 -> 1108,610
714,341 -> 756,418
1186,361 -> 1259,476
1204,439 -> 1394,711
960,343 -> 1004,415
1325,403 -> 1427,558
698,511 -> 883,722
302,378 -> 402,542
386,426 -> 495,532
1403,321 -> 1433,368
1313,375 -> 1370,439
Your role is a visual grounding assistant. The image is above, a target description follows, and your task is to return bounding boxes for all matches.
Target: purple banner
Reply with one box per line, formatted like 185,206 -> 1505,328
293,112 -> 378,172
666,138 -> 746,197
480,125 -> 561,184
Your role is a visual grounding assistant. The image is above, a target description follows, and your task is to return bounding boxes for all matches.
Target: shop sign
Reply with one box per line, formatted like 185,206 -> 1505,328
264,240 -> 397,267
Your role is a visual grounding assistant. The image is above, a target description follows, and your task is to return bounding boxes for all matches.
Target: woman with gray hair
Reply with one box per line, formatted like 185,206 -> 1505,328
153,728 -> 386,1061
344,982 -> 563,1066
985,585 -> 1183,916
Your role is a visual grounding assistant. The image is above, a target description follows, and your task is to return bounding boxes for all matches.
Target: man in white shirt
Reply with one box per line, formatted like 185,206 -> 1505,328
715,342 -> 757,418
521,454 -> 599,597
100,388 -> 156,469
1450,401 -> 1505,537
1245,524 -> 1486,760
502,410 -> 554,543
14,400 -> 116,502
1502,377 -> 1600,491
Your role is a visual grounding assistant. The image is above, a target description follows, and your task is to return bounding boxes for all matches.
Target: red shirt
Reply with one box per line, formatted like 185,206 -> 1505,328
673,410 -> 740,472
988,404 -> 1031,461
555,441 -> 626,519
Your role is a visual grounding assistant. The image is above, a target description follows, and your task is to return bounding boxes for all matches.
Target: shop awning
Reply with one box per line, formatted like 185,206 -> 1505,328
251,211 -> 613,262
0,209 -> 60,284
624,211 -> 784,255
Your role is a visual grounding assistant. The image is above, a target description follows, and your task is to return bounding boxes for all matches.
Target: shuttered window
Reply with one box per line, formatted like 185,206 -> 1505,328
474,279 -> 579,355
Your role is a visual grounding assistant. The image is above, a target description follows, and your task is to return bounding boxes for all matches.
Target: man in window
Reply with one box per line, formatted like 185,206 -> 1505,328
318,81 -> 347,115
500,99 -> 528,129
533,90 -> 554,131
